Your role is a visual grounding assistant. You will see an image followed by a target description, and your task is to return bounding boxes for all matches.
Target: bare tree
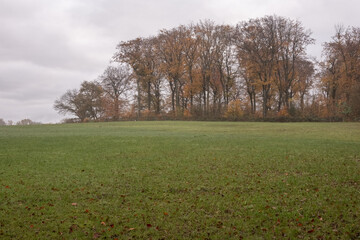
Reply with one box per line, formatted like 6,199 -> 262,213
195,20 -> 218,116
213,24 -> 237,109
100,65 -> 132,120
274,17 -> 314,111
54,81 -> 104,122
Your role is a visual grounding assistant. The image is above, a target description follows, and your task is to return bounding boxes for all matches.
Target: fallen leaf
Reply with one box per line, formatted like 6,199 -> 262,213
128,228 -> 135,231
69,224 -> 78,233
71,203 -> 77,206
147,224 -> 152,228
308,229 -> 315,233
164,212 -> 168,216
101,221 -> 106,226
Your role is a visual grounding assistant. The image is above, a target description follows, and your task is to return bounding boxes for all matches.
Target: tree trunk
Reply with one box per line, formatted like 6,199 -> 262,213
300,93 -> 305,112
155,85 -> 161,114
262,85 -> 268,118
203,84 -> 206,116
277,91 -> 282,112
114,97 -> 119,121
175,79 -> 180,114
169,81 -> 175,113
136,78 -> 141,119
147,81 -> 151,111
190,76 -> 193,113
253,93 -> 256,114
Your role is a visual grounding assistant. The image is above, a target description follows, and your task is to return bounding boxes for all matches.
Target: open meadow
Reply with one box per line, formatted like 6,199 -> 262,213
0,121 -> 359,239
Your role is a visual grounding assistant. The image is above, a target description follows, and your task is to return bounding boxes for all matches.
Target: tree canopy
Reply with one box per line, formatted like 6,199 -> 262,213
54,16 -> 360,122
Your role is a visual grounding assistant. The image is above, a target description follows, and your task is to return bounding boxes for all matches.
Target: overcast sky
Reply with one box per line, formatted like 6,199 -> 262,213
0,0 -> 359,123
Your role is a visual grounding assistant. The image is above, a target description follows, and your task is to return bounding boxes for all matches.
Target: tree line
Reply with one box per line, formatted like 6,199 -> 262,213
54,15 -> 360,122
0,118 -> 41,126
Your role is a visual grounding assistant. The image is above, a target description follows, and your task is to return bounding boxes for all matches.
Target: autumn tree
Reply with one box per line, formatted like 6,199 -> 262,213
115,37 -> 163,117
114,38 -> 145,118
320,26 -> 360,119
296,59 -> 315,112
238,63 -> 258,115
235,16 -> 314,117
55,17 -> 360,121
157,26 -> 188,116
182,24 -> 200,114
235,16 -> 279,118
140,37 -> 162,114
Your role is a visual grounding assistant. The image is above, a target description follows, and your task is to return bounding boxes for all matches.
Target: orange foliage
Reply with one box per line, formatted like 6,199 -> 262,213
277,107 -> 290,117
183,108 -> 192,118
225,100 -> 243,120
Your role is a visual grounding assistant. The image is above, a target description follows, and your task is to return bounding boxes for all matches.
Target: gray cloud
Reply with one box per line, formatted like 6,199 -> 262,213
0,0 -> 359,123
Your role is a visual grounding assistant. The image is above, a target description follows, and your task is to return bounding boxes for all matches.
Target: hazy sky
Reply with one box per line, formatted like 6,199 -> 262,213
0,0 -> 359,123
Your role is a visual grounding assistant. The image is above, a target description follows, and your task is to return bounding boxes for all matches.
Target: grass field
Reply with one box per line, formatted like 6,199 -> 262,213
0,121 -> 359,239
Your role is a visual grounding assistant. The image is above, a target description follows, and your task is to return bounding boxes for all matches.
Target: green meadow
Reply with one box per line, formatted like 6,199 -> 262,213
0,122 -> 359,239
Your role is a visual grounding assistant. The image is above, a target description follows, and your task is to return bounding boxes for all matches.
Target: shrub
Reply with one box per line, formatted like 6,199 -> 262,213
225,100 -> 244,121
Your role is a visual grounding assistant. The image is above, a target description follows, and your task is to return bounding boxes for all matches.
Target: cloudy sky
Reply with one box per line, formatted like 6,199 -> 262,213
0,0 -> 359,123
